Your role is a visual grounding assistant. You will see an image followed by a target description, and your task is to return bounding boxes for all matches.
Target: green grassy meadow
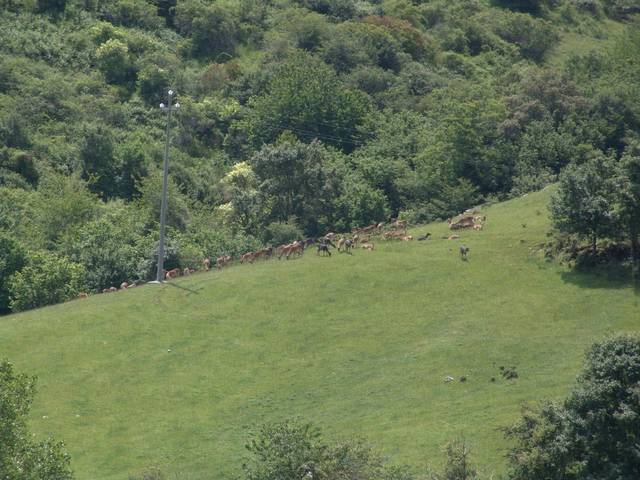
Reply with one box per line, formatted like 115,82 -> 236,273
1,188 -> 638,479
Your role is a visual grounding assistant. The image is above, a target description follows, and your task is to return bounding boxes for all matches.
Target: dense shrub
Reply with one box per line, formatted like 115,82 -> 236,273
174,2 -> 240,59
493,12 -> 558,62
8,251 -> 86,311
0,360 -> 73,479
506,335 -> 640,480
0,233 -> 27,314
95,38 -> 137,84
262,221 -> 304,245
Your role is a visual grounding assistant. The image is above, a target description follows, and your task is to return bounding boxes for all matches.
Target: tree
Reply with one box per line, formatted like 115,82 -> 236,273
33,172 -> 99,249
95,39 -> 136,85
137,65 -> 170,106
0,360 -> 73,479
249,140 -> 339,235
243,419 -> 404,480
116,136 -> 149,200
244,52 -> 369,152
550,153 -> 618,254
506,335 -> 640,480
8,251 -> 86,311
37,0 -> 66,15
428,441 -> 480,480
0,233 -> 27,315
79,124 -> 118,199
174,2 -> 240,59
616,142 -> 640,278
65,209 -> 143,291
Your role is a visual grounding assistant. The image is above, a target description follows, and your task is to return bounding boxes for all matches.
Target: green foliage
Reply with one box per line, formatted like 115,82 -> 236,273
37,0 -> 66,14
64,206 -> 144,291
8,251 -> 86,311
174,1 -> 240,59
136,170 -> 191,231
243,419 -> 405,480
492,0 -> 545,14
615,142 -> 640,274
0,360 -> 73,480
95,38 -> 137,84
493,12 -> 558,62
79,124 -> 118,199
99,0 -> 163,29
244,52 -> 370,151
0,233 -> 27,314
262,220 -> 304,245
33,172 -> 99,249
550,152 -> 618,253
249,140 -> 339,236
137,64 -> 171,105
506,335 -> 640,480
428,441 -> 480,480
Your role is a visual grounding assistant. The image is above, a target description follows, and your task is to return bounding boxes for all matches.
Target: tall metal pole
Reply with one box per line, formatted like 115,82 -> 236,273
156,90 -> 176,282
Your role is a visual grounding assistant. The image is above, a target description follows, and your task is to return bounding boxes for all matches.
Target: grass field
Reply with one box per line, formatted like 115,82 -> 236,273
1,187 -> 638,479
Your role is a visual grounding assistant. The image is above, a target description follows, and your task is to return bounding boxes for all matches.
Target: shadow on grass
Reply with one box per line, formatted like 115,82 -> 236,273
167,282 -> 201,294
560,263 -> 639,293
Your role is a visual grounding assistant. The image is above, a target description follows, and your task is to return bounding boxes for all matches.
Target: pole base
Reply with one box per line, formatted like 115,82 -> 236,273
148,280 -> 165,285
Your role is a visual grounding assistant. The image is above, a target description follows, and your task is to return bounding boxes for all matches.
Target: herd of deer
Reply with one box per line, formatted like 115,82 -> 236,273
83,213 -> 486,298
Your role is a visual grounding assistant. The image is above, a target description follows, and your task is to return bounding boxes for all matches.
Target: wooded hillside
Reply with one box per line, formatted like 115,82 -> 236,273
1,0 -> 639,313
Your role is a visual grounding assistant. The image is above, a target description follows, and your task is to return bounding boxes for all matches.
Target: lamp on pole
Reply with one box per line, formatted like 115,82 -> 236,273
155,89 -> 180,283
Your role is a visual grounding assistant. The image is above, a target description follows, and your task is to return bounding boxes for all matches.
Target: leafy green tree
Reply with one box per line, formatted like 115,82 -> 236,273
64,208 -> 143,291
550,153 -> 618,254
79,124 -> 118,199
37,0 -> 66,15
492,0 -> 544,14
174,1 -> 240,59
136,170 -> 190,232
8,250 -> 86,311
506,335 -> 640,480
615,142 -> 640,277
243,419 -> 404,480
0,360 -> 73,479
244,52 -> 369,152
95,39 -> 137,85
151,0 -> 177,26
0,233 -> 27,315
137,65 -> 170,105
116,136 -> 150,200
428,441 -> 480,480
249,140 -> 339,235
33,172 -> 99,249
493,12 -> 558,62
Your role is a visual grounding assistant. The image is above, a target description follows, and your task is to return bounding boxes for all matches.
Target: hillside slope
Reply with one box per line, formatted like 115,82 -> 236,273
1,189 -> 638,479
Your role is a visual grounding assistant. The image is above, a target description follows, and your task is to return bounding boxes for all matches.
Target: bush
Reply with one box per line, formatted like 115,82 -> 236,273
493,12 -> 558,62
0,233 -> 27,314
137,64 -> 170,105
262,221 -> 304,245
95,38 -> 137,85
99,0 -> 163,29
37,0 -> 66,15
65,209 -> 144,291
506,335 -> 640,480
174,2 -> 240,59
244,419 -> 405,480
0,360 -> 73,479
9,251 -> 86,311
